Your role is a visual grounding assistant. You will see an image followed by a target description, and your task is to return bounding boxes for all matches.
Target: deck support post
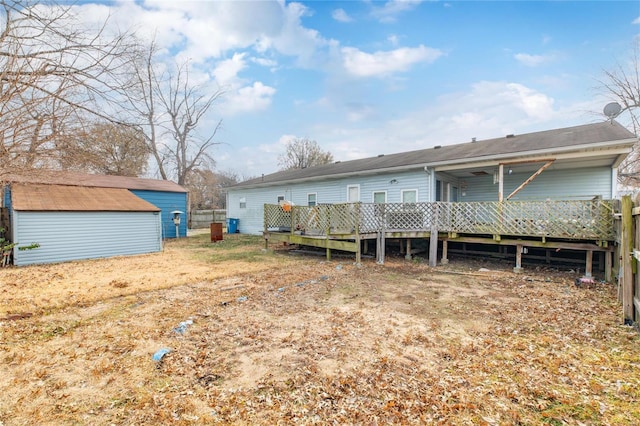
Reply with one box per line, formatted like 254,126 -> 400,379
376,232 -> 385,264
585,250 -> 593,278
326,247 -> 331,261
605,251 -> 612,282
355,235 -> 361,264
514,244 -> 523,273
441,239 -> 449,264
621,195 -> 634,323
429,226 -> 438,267
405,239 -> 412,260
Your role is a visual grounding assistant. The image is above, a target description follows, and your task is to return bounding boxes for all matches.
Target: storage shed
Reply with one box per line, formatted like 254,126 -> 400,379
1,171 -> 188,266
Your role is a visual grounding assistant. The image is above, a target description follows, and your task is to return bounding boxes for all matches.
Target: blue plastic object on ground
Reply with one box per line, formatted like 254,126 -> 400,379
174,319 -> 193,334
152,348 -> 172,362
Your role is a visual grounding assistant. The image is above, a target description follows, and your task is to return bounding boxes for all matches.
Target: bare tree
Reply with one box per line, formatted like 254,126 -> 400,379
185,168 -> 238,210
0,0 -> 135,178
125,41 -> 223,186
56,122 -> 149,176
278,138 -> 334,171
599,40 -> 640,185
599,39 -> 640,133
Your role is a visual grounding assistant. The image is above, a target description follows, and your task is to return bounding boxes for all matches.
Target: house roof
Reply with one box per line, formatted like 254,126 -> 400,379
234,121 -> 637,188
4,170 -> 187,193
11,183 -> 161,212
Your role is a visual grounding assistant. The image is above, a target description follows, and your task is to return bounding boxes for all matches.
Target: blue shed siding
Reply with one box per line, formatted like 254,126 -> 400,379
12,211 -> 162,266
131,190 -> 188,238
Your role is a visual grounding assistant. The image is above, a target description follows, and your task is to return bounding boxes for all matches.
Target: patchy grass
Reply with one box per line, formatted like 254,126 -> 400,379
0,235 -> 639,425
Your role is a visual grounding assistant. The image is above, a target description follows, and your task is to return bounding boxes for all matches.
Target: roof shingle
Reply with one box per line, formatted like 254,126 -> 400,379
234,121 -> 637,188
11,184 -> 161,212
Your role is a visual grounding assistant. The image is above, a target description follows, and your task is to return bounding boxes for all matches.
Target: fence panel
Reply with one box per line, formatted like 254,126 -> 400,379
190,209 -> 226,229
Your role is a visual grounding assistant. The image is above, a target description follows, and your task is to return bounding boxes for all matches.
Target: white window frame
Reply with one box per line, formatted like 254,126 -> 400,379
239,197 -> 246,209
401,189 -> 418,203
372,191 -> 387,203
347,184 -> 360,202
307,192 -> 317,207
277,195 -> 285,203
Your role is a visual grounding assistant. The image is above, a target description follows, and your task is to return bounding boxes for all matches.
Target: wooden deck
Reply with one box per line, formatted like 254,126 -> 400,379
264,200 -> 618,276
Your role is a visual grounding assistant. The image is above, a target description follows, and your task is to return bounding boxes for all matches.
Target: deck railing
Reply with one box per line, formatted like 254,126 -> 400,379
264,199 -> 618,241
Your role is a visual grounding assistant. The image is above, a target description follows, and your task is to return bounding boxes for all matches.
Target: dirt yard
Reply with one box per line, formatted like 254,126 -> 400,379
0,234 -> 638,425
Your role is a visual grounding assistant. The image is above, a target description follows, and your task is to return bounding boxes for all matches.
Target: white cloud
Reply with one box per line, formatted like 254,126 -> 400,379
633,16 -> 640,24
342,45 -> 443,77
514,52 -> 555,67
332,8 -> 352,23
371,0 -> 424,23
346,103 -> 376,122
387,34 -> 400,46
223,82 -> 276,115
212,53 -> 247,85
251,57 -> 278,68
308,81 -> 569,166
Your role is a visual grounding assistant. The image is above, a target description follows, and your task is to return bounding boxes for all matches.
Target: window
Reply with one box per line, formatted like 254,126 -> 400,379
347,185 -> 360,202
277,195 -> 285,203
401,189 -> 417,203
308,193 -> 317,206
402,189 -> 417,211
373,191 -> 386,216
239,197 -> 246,209
373,191 -> 386,203
435,179 -> 442,201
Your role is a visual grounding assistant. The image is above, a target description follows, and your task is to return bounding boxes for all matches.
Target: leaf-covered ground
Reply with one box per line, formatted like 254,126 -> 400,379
0,235 -> 638,425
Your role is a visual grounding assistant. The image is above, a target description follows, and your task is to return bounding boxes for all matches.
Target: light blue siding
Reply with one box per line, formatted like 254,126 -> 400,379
461,167 -> 612,202
228,170 -> 432,234
229,165 -> 616,235
131,190 -> 188,238
12,211 -> 162,266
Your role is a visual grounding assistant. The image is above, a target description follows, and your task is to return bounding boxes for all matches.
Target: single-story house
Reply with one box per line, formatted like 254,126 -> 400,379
1,171 -> 188,266
227,121 -> 637,235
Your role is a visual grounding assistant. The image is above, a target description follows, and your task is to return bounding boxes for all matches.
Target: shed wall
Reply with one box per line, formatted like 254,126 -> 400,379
12,211 -> 162,266
131,190 -> 188,238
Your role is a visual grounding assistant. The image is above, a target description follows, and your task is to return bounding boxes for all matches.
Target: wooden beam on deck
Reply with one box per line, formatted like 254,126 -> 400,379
506,160 -> 554,200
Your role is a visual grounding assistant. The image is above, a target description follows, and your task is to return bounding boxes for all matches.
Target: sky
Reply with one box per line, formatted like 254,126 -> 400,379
72,0 -> 640,179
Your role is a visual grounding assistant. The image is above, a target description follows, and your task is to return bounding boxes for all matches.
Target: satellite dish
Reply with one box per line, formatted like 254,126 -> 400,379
603,102 -> 622,121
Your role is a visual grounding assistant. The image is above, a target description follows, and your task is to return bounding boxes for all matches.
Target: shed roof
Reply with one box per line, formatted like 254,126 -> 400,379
5,170 -> 187,193
234,121 -> 637,188
11,184 -> 161,212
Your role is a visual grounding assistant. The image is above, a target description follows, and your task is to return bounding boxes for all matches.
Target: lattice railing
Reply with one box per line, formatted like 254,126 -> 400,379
359,203 -> 436,232
264,203 -> 360,235
265,200 -> 617,240
435,200 -> 616,239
